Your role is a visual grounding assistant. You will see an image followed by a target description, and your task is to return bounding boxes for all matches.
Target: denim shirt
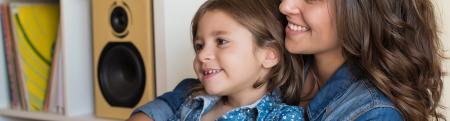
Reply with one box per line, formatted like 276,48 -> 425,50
168,92 -> 304,121
134,64 -> 404,121
305,63 -> 403,121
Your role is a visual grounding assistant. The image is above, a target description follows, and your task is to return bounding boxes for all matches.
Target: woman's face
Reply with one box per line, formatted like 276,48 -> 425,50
279,0 -> 340,55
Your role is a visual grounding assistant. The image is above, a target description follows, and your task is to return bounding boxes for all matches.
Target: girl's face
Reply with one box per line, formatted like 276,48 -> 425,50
279,0 -> 340,55
193,10 -> 275,96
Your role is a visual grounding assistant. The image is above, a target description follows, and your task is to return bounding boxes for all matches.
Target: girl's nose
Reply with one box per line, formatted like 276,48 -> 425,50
197,47 -> 215,63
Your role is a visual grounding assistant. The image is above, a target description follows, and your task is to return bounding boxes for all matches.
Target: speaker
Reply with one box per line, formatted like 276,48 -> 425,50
92,0 -> 155,119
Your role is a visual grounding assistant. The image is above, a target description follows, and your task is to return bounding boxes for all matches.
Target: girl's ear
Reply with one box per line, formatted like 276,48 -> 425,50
261,47 -> 279,68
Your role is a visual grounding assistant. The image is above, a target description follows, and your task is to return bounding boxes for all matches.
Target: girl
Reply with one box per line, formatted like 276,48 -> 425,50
169,0 -> 303,120
130,0 -> 444,120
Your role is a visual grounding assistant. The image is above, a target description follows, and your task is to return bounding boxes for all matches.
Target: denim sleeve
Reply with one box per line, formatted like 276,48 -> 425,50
354,107 -> 403,121
132,78 -> 200,121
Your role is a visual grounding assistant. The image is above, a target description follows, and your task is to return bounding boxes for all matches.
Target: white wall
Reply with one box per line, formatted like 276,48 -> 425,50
434,0 -> 450,118
154,0 -> 206,95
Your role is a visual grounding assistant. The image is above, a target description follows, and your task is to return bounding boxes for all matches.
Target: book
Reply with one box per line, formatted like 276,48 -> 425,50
1,3 -> 21,110
9,3 -> 59,111
44,25 -> 64,114
0,6 -> 10,109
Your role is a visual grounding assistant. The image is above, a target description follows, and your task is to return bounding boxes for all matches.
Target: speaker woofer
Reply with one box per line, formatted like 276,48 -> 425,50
98,42 -> 145,108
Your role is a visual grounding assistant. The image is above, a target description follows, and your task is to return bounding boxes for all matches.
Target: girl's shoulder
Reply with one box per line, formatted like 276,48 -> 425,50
259,103 -> 304,121
170,94 -> 221,121
255,92 -> 304,121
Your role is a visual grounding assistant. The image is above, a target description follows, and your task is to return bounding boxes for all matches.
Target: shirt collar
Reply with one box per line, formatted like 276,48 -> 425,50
193,95 -> 220,115
255,91 -> 282,110
306,62 -> 355,120
192,91 -> 282,116
221,91 -> 282,118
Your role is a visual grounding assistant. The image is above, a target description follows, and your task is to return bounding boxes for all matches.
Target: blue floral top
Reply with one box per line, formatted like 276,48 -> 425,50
168,91 -> 304,121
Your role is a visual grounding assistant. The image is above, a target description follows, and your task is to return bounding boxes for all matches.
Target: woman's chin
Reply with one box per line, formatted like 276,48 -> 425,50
285,44 -> 312,54
285,41 -> 303,54
286,46 -> 304,54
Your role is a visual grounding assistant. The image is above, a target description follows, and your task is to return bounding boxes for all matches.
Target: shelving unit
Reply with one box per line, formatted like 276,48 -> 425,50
59,0 -> 93,117
0,0 -> 102,120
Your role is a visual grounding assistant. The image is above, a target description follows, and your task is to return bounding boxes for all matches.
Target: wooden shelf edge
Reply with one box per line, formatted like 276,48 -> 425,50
0,109 -> 118,121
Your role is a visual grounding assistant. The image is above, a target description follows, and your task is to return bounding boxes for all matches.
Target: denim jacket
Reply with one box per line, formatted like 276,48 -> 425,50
168,91 -> 304,121
134,64 -> 404,121
304,63 -> 403,121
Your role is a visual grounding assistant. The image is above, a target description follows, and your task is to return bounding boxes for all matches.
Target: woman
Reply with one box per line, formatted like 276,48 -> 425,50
129,0 -> 444,120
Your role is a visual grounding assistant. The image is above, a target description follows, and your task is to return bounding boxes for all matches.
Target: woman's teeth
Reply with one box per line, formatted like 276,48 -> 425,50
288,23 -> 310,32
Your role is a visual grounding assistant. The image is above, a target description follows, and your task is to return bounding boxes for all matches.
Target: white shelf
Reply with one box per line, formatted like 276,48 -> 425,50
59,0 -> 93,117
0,110 -> 117,121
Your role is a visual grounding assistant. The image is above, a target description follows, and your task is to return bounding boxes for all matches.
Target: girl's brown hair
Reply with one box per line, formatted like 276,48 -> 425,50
189,0 -> 300,95
336,0 -> 445,120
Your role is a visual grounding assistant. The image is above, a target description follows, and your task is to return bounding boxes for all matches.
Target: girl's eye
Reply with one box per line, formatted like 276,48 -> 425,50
216,38 -> 229,47
194,43 -> 204,52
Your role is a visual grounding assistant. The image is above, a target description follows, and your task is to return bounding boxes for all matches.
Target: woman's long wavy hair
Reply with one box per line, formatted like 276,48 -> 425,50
336,0 -> 445,120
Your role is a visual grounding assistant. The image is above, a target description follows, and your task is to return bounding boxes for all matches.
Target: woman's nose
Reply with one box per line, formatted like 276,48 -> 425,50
279,0 -> 301,16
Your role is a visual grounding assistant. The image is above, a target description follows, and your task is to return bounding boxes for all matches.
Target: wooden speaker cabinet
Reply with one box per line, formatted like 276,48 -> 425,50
92,0 -> 155,119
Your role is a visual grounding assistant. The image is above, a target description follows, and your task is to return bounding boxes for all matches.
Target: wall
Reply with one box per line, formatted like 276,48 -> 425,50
154,0 -> 206,95
434,0 -> 450,117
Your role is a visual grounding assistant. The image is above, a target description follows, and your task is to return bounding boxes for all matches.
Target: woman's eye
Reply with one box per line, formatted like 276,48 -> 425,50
216,38 -> 229,46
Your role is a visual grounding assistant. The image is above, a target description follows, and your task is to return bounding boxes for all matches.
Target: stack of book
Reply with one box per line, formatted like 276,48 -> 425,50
0,2 -> 63,114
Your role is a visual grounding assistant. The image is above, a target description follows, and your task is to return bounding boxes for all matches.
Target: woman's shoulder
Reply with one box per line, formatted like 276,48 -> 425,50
353,106 -> 403,121
324,79 -> 403,120
340,79 -> 396,105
